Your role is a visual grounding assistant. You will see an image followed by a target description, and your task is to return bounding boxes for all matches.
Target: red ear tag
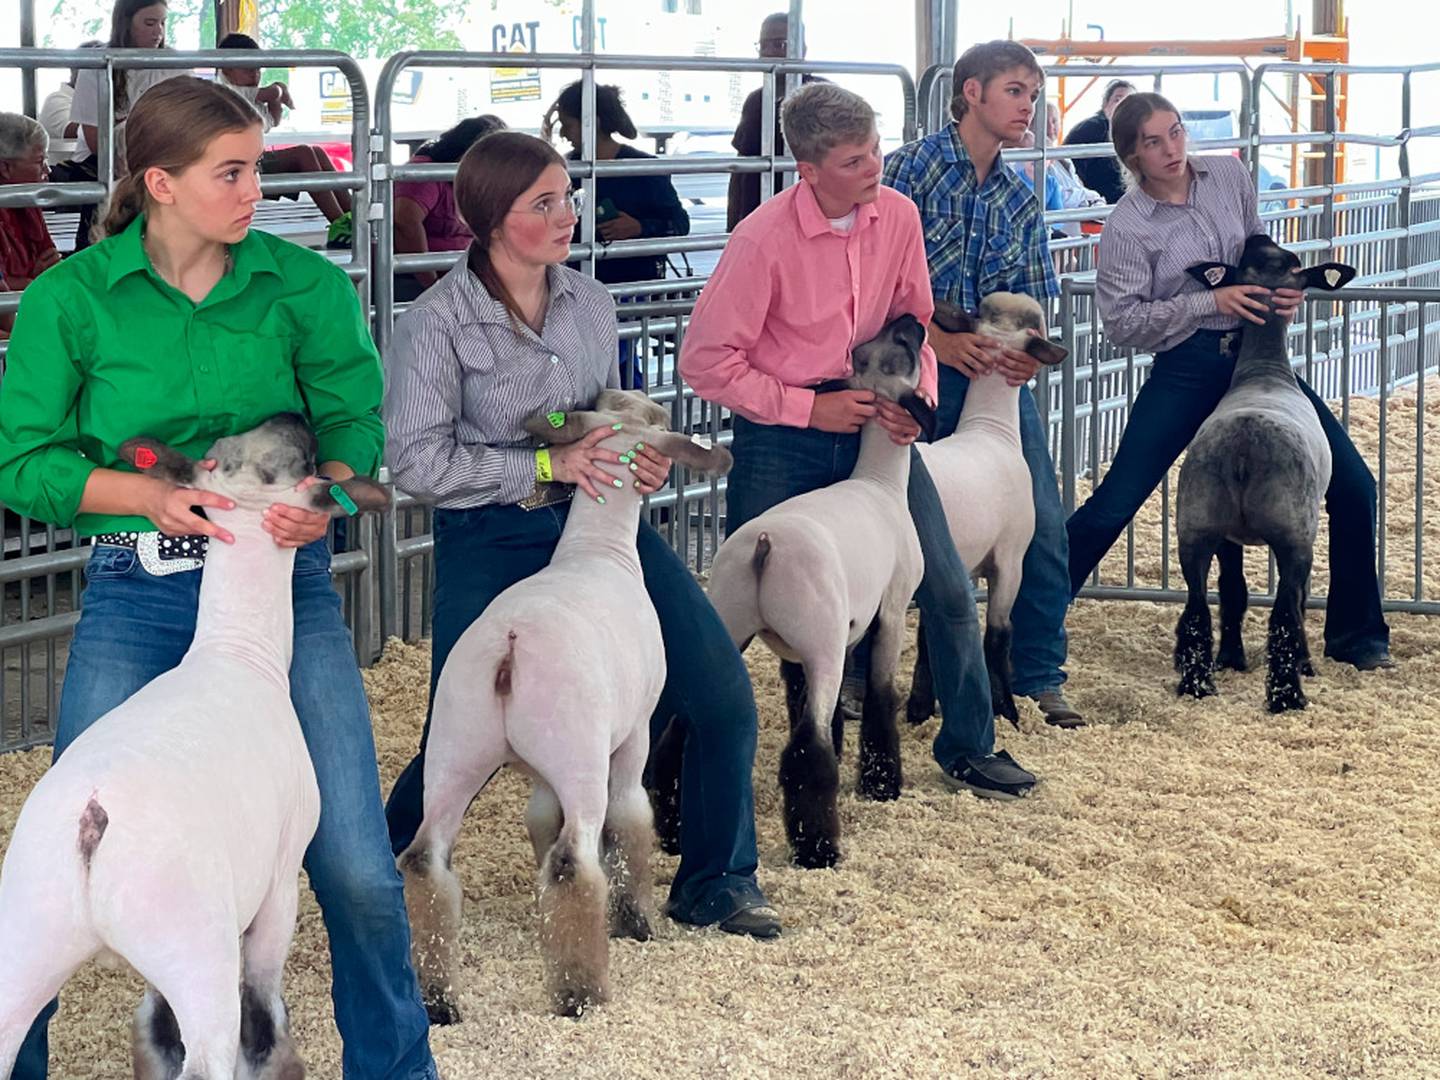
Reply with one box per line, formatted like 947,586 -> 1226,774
134,447 -> 158,469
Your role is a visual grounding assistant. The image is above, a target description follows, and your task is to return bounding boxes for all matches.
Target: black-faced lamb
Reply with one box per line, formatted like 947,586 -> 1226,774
704,316 -> 938,869
1175,234 -> 1356,711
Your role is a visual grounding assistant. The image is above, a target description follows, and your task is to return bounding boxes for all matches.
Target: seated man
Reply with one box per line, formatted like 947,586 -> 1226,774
681,81 -> 1037,800
217,33 -> 353,225
0,113 -> 62,291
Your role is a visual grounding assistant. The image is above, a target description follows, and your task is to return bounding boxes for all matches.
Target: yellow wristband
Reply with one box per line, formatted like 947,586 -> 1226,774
535,447 -> 554,483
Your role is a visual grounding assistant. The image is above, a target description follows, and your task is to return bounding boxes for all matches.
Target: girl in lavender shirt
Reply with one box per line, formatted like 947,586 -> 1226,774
1072,92 -> 1390,669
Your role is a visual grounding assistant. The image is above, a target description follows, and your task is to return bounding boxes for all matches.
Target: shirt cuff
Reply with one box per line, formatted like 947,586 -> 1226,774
317,425 -> 383,479
777,385 -> 817,429
489,446 -> 546,506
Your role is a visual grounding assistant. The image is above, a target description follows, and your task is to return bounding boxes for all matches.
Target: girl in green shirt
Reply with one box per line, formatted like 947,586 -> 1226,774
0,77 -> 438,1079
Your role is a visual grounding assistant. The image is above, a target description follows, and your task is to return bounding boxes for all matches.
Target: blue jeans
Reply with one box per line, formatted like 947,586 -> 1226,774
725,416 -> 997,769
384,503 -> 767,927
931,364 -> 1071,695
1066,328 -> 1389,660
13,542 -> 437,1080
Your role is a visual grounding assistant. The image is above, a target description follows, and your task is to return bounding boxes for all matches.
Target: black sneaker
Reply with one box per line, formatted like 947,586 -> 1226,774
941,750 -> 1036,800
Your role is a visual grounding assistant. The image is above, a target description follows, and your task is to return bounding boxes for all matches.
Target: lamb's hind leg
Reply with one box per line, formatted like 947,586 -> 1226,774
777,658 -> 842,869
1175,533 -> 1220,698
1267,541 -> 1314,713
237,879 -> 305,1080
131,931 -> 242,1080
603,728 -> 655,942
1215,540 -> 1249,672
982,560 -> 1024,728
396,721 -> 507,1026
536,790 -> 610,1017
858,608 -> 906,802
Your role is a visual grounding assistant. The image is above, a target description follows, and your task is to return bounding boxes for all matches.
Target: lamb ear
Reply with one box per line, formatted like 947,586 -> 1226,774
117,436 -> 200,486
1186,262 -> 1238,289
929,301 -> 976,335
1299,262 -> 1357,291
309,476 -> 393,517
1024,336 -> 1069,366
522,409 -> 624,445
641,430 -> 734,477
899,391 -> 939,443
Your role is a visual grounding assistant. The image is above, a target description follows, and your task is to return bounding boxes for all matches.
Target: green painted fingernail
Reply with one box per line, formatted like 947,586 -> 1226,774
597,495 -> 606,504
629,463 -> 639,472
612,478 -> 624,488
611,422 -> 624,430
635,442 -> 645,450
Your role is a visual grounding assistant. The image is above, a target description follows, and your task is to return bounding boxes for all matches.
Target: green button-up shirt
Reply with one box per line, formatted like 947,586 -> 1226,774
0,215 -> 383,536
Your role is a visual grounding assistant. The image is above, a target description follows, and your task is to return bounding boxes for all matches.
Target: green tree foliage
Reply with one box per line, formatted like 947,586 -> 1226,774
251,0 -> 463,56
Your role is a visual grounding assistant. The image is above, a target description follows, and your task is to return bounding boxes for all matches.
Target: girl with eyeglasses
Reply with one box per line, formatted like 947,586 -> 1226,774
382,132 -> 781,941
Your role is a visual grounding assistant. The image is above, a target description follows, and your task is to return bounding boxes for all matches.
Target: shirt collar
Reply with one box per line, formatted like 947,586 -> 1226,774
104,213 -> 280,292
793,177 -> 880,239
459,248 -> 576,326
1131,155 -> 1215,217
943,124 -> 1023,198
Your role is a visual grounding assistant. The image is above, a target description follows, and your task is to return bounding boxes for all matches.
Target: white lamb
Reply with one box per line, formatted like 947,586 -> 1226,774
705,315 -> 937,870
905,293 -> 1069,728
0,413 -> 389,1080
396,390 -> 733,1019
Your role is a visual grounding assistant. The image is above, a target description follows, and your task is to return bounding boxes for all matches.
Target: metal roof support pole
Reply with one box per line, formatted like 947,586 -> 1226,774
20,0 -> 37,117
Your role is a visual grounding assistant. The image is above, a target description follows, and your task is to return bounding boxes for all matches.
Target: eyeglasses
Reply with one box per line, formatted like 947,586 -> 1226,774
511,188 -> 586,221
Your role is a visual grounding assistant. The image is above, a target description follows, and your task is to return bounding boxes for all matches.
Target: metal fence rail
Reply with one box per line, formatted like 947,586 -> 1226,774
4,45 -> 1440,750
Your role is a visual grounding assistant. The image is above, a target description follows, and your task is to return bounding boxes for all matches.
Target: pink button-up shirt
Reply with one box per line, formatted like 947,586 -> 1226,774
680,180 -> 937,428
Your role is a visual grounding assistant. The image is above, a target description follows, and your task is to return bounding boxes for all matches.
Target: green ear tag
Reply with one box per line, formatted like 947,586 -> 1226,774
546,411 -> 566,429
329,483 -> 359,516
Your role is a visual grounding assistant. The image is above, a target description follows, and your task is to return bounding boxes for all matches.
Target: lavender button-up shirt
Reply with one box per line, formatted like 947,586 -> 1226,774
1096,155 -> 1263,353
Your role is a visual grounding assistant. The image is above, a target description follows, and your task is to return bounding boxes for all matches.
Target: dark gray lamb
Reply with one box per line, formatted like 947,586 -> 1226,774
1174,234 -> 1356,712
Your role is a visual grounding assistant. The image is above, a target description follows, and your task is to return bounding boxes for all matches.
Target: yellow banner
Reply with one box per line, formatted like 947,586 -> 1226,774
238,0 -> 258,37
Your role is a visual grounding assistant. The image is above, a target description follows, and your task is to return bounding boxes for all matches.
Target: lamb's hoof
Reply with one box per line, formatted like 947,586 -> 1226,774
552,987 -> 605,1019
993,696 -> 1022,730
1300,658 -> 1317,677
857,759 -> 902,802
904,696 -> 935,726
423,991 -> 462,1027
1267,681 -> 1308,713
1177,670 -> 1217,699
1216,642 -> 1248,672
610,897 -> 653,942
790,834 -> 841,870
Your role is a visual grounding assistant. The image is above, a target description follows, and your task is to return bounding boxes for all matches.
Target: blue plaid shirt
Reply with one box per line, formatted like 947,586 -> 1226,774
883,125 -> 1059,313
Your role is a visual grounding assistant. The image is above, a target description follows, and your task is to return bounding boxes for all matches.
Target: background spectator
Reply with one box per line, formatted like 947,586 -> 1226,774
1062,77 -> 1135,204
216,32 -> 352,224
1037,100 -> 1106,236
38,42 -> 103,166
393,114 -> 506,300
0,114 -> 62,291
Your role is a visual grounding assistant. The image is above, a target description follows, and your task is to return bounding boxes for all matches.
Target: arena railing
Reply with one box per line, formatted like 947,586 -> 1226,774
0,48 -> 375,750
1059,279 -> 1440,616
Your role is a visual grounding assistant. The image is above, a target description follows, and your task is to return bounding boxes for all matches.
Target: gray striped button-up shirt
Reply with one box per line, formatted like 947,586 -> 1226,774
1096,155 -> 1263,353
384,256 -> 620,508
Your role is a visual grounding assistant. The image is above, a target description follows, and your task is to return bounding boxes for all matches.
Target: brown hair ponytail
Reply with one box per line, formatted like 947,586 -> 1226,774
92,75 -> 260,242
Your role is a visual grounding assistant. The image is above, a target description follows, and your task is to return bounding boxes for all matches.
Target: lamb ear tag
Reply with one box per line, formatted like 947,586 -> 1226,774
134,447 -> 158,469
690,433 -> 714,450
546,411 -> 566,429
1324,268 -> 1341,287
1204,266 -> 1226,286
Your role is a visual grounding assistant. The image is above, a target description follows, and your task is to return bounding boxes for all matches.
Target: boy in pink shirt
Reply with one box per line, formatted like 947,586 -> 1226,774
682,82 -> 1036,800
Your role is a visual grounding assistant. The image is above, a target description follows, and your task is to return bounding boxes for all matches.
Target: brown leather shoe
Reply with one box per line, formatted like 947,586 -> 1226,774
1032,689 -> 1085,728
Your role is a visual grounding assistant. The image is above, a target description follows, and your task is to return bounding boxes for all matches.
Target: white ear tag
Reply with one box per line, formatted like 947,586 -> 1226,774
1324,268 -> 1341,287
1204,266 -> 1226,286
690,433 -> 714,450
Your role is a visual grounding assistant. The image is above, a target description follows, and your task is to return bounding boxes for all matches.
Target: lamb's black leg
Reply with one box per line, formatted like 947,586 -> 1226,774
904,612 -> 937,725
778,660 -> 841,868
1267,544 -> 1313,712
645,714 -> 685,857
1175,534 -> 1219,698
1215,540 -> 1249,672
1298,572 -> 1317,677
983,619 -> 1020,728
857,616 -> 903,801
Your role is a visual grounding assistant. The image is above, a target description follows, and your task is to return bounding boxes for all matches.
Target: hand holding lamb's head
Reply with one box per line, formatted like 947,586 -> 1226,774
848,313 -> 939,441
932,294 -> 1069,366
523,388 -> 734,476
1187,234 -> 1358,294
118,411 -> 393,515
